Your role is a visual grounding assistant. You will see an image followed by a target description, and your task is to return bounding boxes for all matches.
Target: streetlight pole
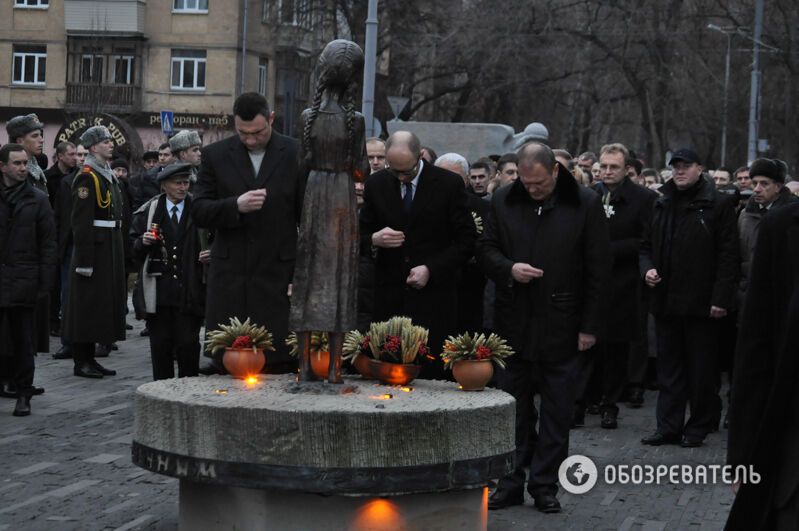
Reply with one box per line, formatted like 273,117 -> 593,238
748,0 -> 765,163
707,24 -> 733,167
362,0 -> 378,137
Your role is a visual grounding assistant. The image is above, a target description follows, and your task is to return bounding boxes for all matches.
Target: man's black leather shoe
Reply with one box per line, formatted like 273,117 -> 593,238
600,410 -> 618,429
628,388 -> 644,408
641,431 -> 681,446
140,327 -> 150,337
31,386 -> 44,396
680,436 -> 704,448
13,395 -> 31,417
95,344 -> 111,358
92,361 -> 117,376
487,488 -> 524,510
74,363 -> 104,379
532,492 -> 561,513
53,347 -> 74,360
0,381 -> 18,399
572,407 -> 585,428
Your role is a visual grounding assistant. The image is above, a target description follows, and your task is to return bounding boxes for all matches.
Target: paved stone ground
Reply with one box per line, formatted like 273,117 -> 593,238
0,318 -> 733,530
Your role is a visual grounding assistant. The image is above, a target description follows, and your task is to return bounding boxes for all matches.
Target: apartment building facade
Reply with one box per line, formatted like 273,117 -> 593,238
0,0 -> 332,163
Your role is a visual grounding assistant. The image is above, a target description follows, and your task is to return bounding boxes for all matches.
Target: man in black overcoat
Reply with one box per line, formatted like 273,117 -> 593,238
359,131 -> 477,380
726,201 -> 799,530
51,144 -> 87,360
576,143 -> 657,429
63,126 -> 126,378
479,142 -> 610,513
192,92 -> 304,374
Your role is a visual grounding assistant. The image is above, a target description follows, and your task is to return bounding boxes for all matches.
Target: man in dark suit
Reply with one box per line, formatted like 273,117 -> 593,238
479,142 -> 610,513
575,143 -> 658,429
192,92 -> 304,374
131,163 -> 207,380
359,131 -> 476,379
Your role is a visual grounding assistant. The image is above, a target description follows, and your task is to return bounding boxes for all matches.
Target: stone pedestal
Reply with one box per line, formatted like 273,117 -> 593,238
132,374 -> 514,530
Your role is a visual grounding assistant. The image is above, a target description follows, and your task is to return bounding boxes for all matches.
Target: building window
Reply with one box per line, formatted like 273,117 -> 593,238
173,0 -> 208,13
264,0 -> 314,29
12,45 -> 46,85
80,54 -> 104,83
113,55 -> 134,84
258,58 -> 268,96
14,0 -> 49,8
171,49 -> 206,90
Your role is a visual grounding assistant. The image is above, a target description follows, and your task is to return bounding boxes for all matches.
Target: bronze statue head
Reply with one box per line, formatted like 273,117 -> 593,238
317,39 -> 364,88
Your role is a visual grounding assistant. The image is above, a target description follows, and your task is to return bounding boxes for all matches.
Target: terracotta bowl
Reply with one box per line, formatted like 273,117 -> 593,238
452,359 -> 494,391
369,358 -> 420,386
352,354 -> 375,379
310,350 -> 330,379
223,348 -> 266,379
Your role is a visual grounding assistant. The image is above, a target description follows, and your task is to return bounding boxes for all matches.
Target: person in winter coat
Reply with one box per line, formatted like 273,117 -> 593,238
63,126 -> 127,379
479,141 -> 610,513
639,149 -> 738,448
130,163 -> 208,380
0,144 -> 56,416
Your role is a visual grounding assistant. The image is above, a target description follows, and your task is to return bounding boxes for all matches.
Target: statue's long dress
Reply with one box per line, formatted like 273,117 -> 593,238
289,109 -> 363,332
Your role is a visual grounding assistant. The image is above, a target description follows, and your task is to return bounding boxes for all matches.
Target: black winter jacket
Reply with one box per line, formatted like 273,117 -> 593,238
0,180 -> 57,307
640,176 -> 739,317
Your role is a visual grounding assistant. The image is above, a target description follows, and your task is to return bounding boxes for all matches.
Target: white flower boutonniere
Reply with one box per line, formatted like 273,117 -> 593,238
602,193 -> 615,219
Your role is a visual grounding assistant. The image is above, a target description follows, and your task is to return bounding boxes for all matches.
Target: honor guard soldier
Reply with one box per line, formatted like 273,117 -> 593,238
168,130 -> 202,181
63,126 -> 126,378
130,163 -> 208,380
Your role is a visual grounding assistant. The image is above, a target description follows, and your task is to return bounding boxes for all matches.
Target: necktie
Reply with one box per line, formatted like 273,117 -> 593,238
403,182 -> 413,214
170,205 -> 179,227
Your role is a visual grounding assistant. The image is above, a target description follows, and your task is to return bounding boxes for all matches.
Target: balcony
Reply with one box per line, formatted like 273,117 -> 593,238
65,82 -> 142,114
64,0 -> 146,35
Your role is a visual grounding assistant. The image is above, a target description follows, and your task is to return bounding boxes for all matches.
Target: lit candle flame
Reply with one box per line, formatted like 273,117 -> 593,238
245,376 -> 258,386
400,386 -> 412,392
215,389 -> 228,395
368,394 -> 393,400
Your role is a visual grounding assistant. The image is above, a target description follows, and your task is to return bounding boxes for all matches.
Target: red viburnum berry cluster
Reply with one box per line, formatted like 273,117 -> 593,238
360,335 -> 371,353
382,334 -> 401,354
475,345 -> 493,360
231,335 -> 253,349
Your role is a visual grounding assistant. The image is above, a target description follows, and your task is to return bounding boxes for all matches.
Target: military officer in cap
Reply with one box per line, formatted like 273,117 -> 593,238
130,163 -> 208,380
63,126 -> 126,378
169,130 -> 202,181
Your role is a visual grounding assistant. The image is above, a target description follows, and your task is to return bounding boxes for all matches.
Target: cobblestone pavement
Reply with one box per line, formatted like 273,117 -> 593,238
0,319 -> 733,530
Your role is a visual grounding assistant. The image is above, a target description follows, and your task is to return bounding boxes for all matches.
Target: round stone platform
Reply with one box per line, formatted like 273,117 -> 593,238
132,374 -> 515,530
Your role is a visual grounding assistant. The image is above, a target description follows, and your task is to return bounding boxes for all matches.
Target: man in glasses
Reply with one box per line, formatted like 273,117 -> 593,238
359,131 -> 476,379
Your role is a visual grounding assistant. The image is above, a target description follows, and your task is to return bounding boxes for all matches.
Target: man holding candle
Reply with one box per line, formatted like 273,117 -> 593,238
131,162 -> 208,380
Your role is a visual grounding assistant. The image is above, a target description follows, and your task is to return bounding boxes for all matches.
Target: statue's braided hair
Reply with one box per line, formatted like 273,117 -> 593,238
302,40 -> 364,172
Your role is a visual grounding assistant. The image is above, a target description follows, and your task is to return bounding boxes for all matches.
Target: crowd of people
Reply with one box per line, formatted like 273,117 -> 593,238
1,92 -> 798,526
